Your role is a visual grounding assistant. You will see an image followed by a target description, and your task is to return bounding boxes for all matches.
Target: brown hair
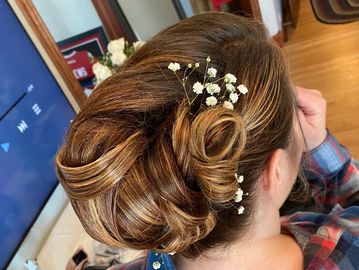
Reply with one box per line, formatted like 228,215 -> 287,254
55,12 -> 295,258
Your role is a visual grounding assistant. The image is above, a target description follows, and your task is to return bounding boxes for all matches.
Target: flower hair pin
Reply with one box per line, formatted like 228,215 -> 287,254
234,173 -> 248,215
168,56 -> 248,111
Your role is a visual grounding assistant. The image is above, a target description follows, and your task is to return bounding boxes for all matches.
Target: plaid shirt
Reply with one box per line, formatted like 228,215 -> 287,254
109,132 -> 359,270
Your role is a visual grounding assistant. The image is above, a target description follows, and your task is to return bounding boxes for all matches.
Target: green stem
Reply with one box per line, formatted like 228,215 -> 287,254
174,71 -> 190,105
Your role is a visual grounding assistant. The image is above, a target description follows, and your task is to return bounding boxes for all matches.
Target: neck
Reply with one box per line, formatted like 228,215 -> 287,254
177,204 -> 283,270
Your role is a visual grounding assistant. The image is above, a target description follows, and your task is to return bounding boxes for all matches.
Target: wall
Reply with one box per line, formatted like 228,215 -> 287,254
32,0 -> 102,42
258,0 -> 282,36
118,0 -> 180,41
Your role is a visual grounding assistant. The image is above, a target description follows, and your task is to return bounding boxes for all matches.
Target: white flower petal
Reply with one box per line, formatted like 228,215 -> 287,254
205,83 -> 221,95
110,51 -> 127,66
223,101 -> 234,110
168,62 -> 181,72
238,206 -> 245,215
195,63 -> 200,68
229,92 -> 239,103
207,67 -> 217,78
235,188 -> 244,202
192,82 -> 204,94
133,40 -> 145,50
224,73 -> 237,84
206,96 -> 217,106
93,62 -> 112,82
107,38 -> 125,54
226,83 -> 235,92
153,261 -> 161,269
237,84 -> 249,95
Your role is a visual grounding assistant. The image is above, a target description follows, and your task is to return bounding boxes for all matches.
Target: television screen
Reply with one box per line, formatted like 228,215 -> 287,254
0,1 -> 76,268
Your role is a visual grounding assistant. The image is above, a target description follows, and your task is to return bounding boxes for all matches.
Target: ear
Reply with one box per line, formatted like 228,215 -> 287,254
262,149 -> 286,196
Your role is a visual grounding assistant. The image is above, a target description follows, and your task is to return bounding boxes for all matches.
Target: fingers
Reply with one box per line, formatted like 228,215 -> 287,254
295,86 -> 326,116
293,85 -> 327,151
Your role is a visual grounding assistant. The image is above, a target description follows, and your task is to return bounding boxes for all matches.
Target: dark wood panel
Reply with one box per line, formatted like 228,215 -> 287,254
91,0 -> 126,40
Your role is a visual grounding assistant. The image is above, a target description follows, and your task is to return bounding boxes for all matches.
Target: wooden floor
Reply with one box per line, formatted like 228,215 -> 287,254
283,0 -> 359,158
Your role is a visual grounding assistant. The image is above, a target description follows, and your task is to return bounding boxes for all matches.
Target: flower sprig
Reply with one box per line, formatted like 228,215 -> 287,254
234,173 -> 248,215
167,56 -> 248,111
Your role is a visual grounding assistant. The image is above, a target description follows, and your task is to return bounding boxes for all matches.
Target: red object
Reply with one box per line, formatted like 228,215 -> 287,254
211,0 -> 233,11
64,50 -> 94,80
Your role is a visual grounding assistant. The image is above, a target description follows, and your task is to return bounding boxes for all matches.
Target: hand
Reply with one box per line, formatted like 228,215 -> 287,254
295,86 -> 327,152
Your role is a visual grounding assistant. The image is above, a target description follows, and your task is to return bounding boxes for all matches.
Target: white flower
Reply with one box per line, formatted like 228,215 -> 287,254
238,206 -> 245,215
110,51 -> 127,66
206,56 -> 211,62
153,261 -> 161,269
206,96 -> 217,106
237,84 -> 249,95
223,101 -> 234,110
168,252 -> 176,255
92,62 -> 112,83
229,92 -> 239,103
235,188 -> 244,203
107,38 -> 125,54
195,63 -> 200,68
205,83 -> 221,95
207,67 -> 217,78
226,83 -> 235,92
224,73 -> 237,84
192,82 -> 204,94
235,173 -> 244,183
236,174 -> 244,183
133,40 -> 145,50
188,63 -> 193,68
168,62 -> 181,72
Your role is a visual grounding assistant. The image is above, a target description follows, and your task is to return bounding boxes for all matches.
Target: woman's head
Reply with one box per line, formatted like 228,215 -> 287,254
55,12 -> 300,258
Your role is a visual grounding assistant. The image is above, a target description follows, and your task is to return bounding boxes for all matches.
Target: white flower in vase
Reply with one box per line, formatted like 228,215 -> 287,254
93,62 -> 112,83
111,51 -> 127,66
107,38 -> 125,54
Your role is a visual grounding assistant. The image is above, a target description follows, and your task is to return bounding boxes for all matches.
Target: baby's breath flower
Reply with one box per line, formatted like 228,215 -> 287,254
168,62 -> 181,72
226,83 -> 235,92
238,206 -> 245,215
235,173 -> 243,183
187,63 -> 193,68
235,188 -> 244,203
236,174 -> 244,183
224,73 -> 237,84
237,84 -> 249,95
205,83 -> 221,95
192,82 -> 204,94
229,92 -> 239,103
206,56 -> 211,62
153,261 -> 161,269
195,63 -> 200,68
223,101 -> 234,110
207,67 -> 217,78
206,96 -> 218,106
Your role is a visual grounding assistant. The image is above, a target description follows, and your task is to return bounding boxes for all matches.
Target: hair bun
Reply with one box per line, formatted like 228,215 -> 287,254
172,102 -> 247,205
190,106 -> 246,204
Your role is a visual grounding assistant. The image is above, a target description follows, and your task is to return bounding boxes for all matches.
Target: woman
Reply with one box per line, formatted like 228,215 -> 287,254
56,12 -> 359,269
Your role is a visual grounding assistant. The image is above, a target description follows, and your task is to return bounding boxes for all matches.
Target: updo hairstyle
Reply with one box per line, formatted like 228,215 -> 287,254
56,12 -> 295,258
